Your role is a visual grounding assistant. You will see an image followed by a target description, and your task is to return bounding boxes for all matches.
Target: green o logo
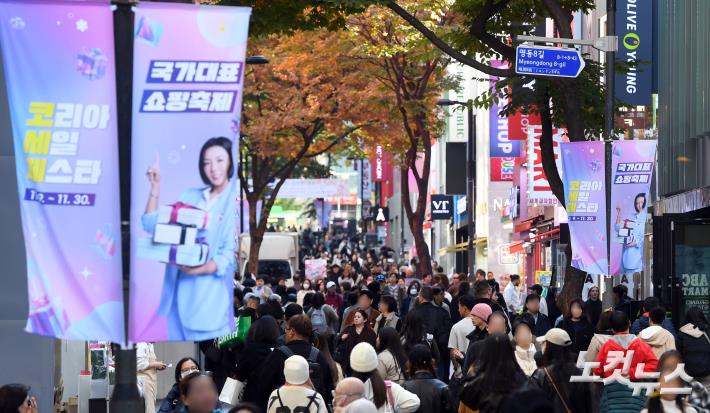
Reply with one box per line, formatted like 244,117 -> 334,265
623,33 -> 640,50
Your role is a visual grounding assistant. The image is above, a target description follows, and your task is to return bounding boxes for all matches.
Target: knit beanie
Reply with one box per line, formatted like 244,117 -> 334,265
350,342 -> 378,373
471,303 -> 493,322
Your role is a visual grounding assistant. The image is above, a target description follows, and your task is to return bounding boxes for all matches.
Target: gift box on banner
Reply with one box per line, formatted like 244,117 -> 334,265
137,238 -> 209,266
153,223 -> 197,245
157,203 -> 208,229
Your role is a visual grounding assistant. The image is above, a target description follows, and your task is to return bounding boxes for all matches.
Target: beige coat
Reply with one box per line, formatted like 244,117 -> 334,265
377,349 -> 406,384
585,333 -> 611,362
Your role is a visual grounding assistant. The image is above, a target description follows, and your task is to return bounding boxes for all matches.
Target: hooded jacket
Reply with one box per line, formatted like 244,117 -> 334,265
677,323 -> 710,378
631,313 -> 676,336
639,325 -> 676,359
593,333 -> 658,380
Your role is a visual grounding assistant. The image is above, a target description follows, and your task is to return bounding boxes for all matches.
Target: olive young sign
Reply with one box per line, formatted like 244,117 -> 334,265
615,0 -> 653,105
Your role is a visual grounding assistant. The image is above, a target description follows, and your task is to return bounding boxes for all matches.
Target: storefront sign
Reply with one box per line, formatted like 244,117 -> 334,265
0,2 -> 125,341
561,141 -> 608,275
129,3 -> 250,342
609,140 -> 656,276
373,145 -> 384,181
490,62 -> 522,158
615,0 -> 653,105
491,157 -> 516,182
527,126 -> 566,205
431,194 -> 454,220
675,223 -> 710,319
508,110 -> 541,141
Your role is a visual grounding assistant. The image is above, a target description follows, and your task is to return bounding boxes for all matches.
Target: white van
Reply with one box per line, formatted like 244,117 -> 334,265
239,232 -> 299,286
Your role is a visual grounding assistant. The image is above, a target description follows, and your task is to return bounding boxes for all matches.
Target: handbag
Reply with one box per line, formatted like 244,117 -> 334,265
333,338 -> 347,364
219,377 -> 246,406
217,316 -> 252,349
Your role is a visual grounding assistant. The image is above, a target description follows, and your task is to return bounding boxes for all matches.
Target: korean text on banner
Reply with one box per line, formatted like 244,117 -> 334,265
0,2 -> 125,342
609,140 -> 657,276
527,126 -> 567,205
561,141 -> 608,275
129,3 -> 251,342
489,63 -> 522,160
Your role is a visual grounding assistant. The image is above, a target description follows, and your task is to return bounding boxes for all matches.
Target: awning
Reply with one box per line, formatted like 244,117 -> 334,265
437,237 -> 488,256
530,228 -> 560,244
654,186 -> 710,215
507,241 -> 525,254
514,216 -> 542,233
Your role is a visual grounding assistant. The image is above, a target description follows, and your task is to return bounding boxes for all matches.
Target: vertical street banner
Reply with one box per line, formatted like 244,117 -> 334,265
527,126 -> 567,205
615,0 -> 653,105
561,141 -> 608,275
490,61 -> 521,182
609,140 -> 657,276
0,2 -> 125,341
129,3 -> 251,342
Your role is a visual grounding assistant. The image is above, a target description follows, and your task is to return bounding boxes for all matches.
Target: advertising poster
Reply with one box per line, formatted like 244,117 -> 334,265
304,259 -> 328,280
129,3 -> 251,342
527,126 -> 567,205
0,1 -> 124,342
490,157 -> 516,182
675,223 -> 710,319
489,61 -> 522,165
615,0 -> 653,105
609,140 -> 657,276
561,141 -> 608,275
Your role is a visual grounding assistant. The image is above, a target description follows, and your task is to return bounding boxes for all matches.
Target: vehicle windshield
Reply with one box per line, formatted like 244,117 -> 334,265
258,260 -> 292,280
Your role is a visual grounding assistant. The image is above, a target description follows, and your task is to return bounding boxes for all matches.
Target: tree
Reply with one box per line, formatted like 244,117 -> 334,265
347,0 -> 453,277
239,31 -> 392,274
337,0 -> 607,310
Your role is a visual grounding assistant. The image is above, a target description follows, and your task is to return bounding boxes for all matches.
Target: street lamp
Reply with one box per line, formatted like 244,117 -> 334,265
438,98 -> 476,280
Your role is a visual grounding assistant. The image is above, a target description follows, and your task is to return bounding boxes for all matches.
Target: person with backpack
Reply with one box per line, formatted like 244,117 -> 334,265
339,309 -> 377,376
267,355 -> 328,413
349,343 -> 420,413
677,307 -> 710,391
308,292 -> 339,335
255,315 -> 335,411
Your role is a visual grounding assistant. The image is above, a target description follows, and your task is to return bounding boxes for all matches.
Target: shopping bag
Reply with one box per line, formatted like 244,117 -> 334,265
217,316 -> 252,349
219,377 -> 246,406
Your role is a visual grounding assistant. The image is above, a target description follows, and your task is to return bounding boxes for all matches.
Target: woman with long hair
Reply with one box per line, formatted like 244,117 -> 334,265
401,311 -> 440,367
349,343 -> 420,413
401,280 -> 422,317
340,309 -> 377,376
677,307 -> 710,390
642,350 -> 698,413
315,331 -> 342,387
585,309 -> 615,362
458,334 -> 527,412
558,298 -> 594,355
376,327 -> 408,384
532,328 -> 592,413
402,344 -> 454,413
235,315 -> 280,404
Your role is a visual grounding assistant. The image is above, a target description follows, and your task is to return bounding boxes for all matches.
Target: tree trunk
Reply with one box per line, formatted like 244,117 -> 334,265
247,195 -> 263,275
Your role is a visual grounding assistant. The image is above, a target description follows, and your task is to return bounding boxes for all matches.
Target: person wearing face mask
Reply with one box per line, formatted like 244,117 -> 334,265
158,357 -> 201,413
298,279 -> 314,307
401,281 -> 421,318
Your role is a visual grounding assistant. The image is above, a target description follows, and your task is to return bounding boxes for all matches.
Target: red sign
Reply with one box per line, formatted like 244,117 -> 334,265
508,110 -> 541,140
490,157 -> 516,181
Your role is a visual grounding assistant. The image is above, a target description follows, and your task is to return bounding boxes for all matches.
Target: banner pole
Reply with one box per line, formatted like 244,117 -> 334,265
110,1 -> 142,411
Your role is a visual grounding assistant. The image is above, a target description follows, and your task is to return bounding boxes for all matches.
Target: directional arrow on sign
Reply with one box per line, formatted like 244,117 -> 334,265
514,45 -> 586,78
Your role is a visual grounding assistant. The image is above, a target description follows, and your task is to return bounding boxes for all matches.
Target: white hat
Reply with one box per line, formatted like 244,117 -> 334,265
345,399 -> 378,413
536,328 -> 572,347
284,355 -> 310,385
350,342 -> 378,373
327,281 -> 336,289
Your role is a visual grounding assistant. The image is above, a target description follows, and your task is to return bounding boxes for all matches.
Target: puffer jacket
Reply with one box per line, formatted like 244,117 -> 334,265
677,323 -> 710,378
402,372 -> 454,413
599,381 -> 646,413
631,313 -> 676,336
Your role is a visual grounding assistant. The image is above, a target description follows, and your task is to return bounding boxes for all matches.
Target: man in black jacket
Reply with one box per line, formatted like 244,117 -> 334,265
408,285 -> 452,382
255,314 -> 334,410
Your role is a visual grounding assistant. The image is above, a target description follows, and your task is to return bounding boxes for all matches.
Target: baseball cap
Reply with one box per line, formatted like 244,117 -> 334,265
326,281 -> 336,289
536,328 -> 572,347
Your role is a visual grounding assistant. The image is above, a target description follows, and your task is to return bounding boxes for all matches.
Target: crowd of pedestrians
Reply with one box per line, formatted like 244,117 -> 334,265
5,234 -> 710,413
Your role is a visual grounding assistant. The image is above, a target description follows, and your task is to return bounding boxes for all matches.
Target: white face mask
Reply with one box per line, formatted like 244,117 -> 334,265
410,288 -> 418,296
180,368 -> 199,379
303,284 -> 311,290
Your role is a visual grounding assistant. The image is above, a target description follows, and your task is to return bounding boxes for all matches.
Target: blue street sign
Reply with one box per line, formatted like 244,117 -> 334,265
515,45 -> 586,78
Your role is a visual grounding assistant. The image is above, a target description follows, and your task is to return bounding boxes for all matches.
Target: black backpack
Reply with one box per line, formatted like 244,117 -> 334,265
278,346 -> 324,395
268,388 -> 321,413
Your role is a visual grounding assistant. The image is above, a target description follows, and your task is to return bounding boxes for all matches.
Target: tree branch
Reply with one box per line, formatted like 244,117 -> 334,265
385,1 -> 516,77
470,0 -> 516,60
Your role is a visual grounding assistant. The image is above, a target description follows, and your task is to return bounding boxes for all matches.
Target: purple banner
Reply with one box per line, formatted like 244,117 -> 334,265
489,62 -> 522,158
610,140 -> 657,276
0,1 -> 124,341
561,142 -> 608,275
129,3 -> 250,342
